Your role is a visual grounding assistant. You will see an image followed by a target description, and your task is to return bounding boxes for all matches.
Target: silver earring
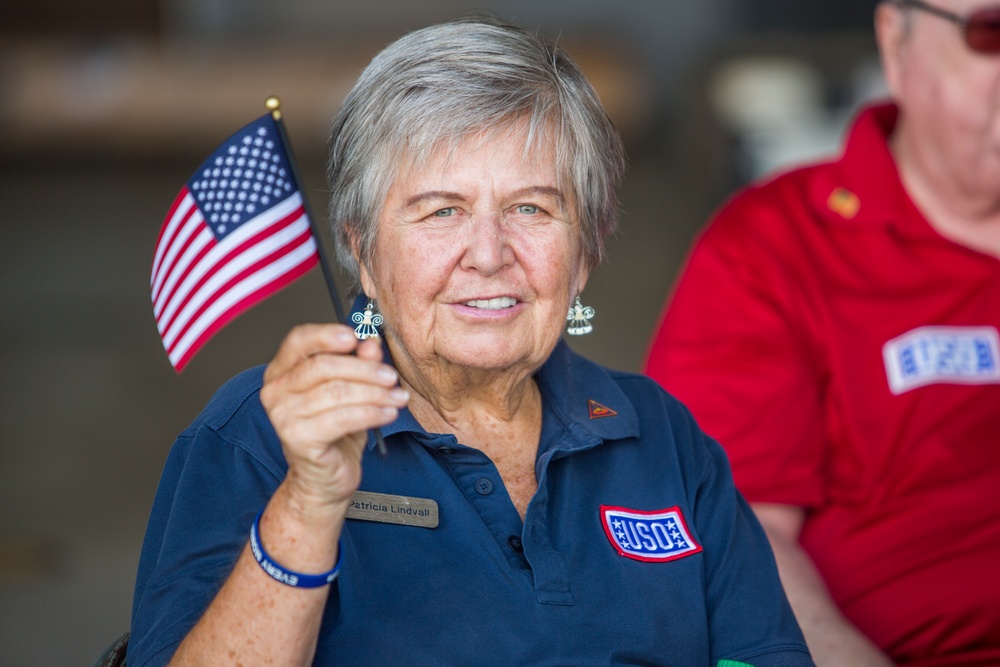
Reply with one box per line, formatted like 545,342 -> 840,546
566,295 -> 594,335
352,299 -> 383,340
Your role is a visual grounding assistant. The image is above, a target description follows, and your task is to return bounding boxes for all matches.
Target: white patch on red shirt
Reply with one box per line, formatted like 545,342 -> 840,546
883,325 -> 1000,395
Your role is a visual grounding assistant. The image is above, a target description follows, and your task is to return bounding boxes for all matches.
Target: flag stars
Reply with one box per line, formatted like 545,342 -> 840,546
187,120 -> 294,240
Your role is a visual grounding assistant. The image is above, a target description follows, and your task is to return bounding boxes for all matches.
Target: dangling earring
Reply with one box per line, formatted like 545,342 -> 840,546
352,299 -> 383,339
566,295 -> 594,335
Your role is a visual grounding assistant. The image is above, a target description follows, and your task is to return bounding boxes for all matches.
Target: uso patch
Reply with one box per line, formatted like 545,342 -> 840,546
882,325 -> 1000,394
601,505 -> 702,562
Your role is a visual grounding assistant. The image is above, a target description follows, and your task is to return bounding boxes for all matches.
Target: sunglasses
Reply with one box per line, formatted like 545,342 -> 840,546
891,0 -> 1000,53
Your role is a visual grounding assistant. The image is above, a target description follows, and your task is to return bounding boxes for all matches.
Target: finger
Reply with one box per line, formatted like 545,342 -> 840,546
270,380 -> 408,426
266,351 -> 398,403
355,337 -> 385,362
278,402 -> 403,459
264,324 -> 359,383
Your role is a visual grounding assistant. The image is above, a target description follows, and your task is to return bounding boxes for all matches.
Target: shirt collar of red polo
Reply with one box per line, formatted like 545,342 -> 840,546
810,101 -> 932,238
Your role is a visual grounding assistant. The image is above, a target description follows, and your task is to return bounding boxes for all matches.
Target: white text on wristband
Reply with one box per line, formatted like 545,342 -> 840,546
249,510 -> 342,588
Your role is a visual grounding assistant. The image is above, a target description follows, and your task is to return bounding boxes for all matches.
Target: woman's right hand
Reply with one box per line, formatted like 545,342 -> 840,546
259,323 -> 407,515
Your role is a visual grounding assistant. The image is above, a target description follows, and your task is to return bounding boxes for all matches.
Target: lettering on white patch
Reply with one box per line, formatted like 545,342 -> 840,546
600,505 -> 702,562
882,325 -> 1000,395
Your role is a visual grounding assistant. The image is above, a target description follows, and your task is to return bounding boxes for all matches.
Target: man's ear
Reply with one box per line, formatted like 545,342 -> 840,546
875,2 -> 908,99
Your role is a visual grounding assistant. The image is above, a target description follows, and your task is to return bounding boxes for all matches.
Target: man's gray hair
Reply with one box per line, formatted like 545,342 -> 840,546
326,16 -> 627,287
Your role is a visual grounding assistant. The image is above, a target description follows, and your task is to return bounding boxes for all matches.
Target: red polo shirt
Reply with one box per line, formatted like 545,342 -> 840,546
645,103 -> 1000,666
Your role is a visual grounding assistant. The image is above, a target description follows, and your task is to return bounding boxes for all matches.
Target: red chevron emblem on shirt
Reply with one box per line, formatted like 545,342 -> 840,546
588,399 -> 617,419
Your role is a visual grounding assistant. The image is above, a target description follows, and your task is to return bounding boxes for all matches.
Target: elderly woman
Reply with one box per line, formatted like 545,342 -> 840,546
129,17 -> 812,667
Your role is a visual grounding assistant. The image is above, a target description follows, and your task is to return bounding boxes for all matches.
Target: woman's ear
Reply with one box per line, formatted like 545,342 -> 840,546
358,261 -> 377,300
574,266 -> 590,297
348,226 -> 378,299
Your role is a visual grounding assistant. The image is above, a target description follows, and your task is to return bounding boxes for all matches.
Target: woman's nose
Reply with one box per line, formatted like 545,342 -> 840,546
460,212 -> 515,275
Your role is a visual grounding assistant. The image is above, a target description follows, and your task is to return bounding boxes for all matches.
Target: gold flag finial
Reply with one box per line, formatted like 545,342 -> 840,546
265,96 -> 282,120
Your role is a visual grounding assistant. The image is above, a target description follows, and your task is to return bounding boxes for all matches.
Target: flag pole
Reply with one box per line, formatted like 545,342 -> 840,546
266,96 -> 346,324
265,96 -> 388,457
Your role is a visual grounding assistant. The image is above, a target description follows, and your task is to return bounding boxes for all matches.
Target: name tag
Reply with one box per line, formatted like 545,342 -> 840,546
346,490 -> 439,528
883,325 -> 1000,395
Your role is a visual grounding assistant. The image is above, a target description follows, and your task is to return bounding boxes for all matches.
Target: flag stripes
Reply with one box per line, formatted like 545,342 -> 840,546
152,190 -> 315,371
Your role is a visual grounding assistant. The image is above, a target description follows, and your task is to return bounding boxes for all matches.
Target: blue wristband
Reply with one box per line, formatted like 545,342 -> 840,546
249,510 -> 342,588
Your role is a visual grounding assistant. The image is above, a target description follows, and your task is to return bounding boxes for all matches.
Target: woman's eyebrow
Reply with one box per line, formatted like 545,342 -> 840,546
404,191 -> 464,207
404,186 -> 564,208
510,186 -> 564,202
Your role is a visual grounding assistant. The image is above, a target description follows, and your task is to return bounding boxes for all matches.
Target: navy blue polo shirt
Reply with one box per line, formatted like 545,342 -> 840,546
130,338 -> 812,667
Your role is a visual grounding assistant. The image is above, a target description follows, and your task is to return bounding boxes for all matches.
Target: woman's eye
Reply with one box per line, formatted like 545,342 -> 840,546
517,204 -> 539,215
433,207 -> 456,217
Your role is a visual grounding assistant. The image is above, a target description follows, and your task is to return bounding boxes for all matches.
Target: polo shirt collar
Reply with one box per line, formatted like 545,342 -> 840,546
534,339 -> 640,454
348,293 -> 640,452
810,101 -> 930,237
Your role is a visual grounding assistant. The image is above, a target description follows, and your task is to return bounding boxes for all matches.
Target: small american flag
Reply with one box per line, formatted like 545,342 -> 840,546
151,113 -> 318,371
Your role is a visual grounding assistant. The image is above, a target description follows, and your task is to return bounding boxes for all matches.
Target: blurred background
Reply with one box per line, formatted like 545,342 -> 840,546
0,0 -> 884,663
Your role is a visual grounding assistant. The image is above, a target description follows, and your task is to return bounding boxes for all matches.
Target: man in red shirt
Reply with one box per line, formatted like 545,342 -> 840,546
645,1 -> 1000,665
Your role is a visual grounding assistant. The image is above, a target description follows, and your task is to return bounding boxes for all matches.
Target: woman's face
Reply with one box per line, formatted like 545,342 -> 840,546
359,126 -> 589,379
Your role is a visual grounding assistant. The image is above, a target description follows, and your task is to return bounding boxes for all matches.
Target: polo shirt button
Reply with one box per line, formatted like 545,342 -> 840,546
507,535 -> 523,552
474,478 -> 493,495
437,446 -> 453,455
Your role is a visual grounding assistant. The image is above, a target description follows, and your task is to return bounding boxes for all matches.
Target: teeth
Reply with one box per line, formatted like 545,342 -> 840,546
464,296 -> 517,310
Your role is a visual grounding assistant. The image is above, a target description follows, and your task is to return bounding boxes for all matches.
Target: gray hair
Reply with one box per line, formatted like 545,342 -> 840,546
326,16 -> 627,288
